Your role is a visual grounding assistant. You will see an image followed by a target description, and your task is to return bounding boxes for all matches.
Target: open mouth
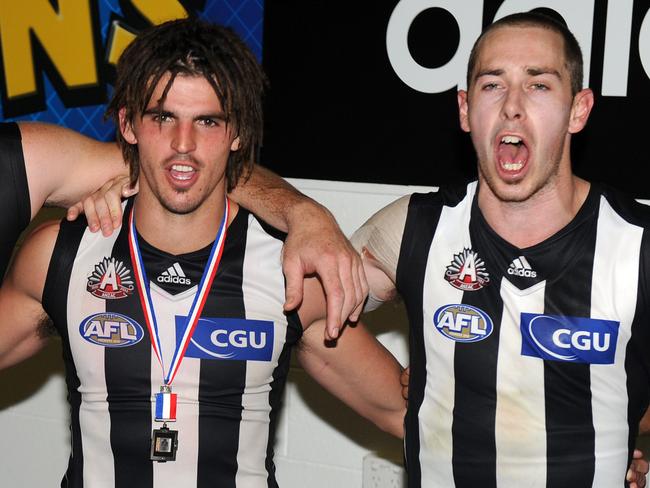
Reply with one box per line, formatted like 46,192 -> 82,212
497,135 -> 528,172
169,163 -> 196,181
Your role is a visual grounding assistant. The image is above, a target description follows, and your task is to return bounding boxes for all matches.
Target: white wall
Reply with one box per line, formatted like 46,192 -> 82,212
0,178 -> 435,487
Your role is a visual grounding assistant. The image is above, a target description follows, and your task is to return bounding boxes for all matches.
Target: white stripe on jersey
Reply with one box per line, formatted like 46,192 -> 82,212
237,215 -> 288,487
496,280 -> 547,487
148,283 -> 201,486
68,226 -> 121,487
420,186 -> 475,487
590,196 -> 641,487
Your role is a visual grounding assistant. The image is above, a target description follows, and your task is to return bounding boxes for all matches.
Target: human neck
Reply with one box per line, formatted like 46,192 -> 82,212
477,175 -> 591,249
132,191 -> 233,255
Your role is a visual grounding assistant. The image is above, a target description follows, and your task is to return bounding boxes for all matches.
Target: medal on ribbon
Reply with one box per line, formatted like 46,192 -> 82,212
155,385 -> 177,422
128,198 -> 230,461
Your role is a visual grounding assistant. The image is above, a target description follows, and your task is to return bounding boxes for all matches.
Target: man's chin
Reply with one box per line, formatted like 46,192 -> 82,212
159,197 -> 201,215
483,178 -> 539,204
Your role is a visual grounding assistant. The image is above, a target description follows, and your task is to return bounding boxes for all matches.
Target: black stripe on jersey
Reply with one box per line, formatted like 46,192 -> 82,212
254,215 -> 302,488
396,192 -> 446,487
196,210 -> 247,488
450,210 -> 504,488
265,310 -> 301,488
626,227 -> 650,468
542,215 -> 597,488
43,218 -> 87,488
0,122 -> 30,281
104,212 -> 154,488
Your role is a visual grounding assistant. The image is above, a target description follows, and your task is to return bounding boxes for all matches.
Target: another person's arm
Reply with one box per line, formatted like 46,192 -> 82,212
230,165 -> 368,338
0,220 -> 57,370
628,449 -> 648,488
18,121 -> 128,221
350,194 -> 410,305
296,275 -> 405,437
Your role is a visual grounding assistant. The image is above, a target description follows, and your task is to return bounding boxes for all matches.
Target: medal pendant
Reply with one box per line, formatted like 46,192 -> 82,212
150,423 -> 178,462
155,386 -> 177,422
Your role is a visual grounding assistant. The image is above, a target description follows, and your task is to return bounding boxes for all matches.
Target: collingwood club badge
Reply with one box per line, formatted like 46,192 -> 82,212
444,248 -> 490,291
86,257 -> 134,299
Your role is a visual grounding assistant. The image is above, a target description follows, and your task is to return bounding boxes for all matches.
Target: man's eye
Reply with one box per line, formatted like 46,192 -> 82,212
151,113 -> 172,122
531,83 -> 549,90
482,82 -> 499,91
199,118 -> 219,127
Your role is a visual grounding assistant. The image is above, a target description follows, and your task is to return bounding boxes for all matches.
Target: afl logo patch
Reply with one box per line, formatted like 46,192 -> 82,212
433,304 -> 493,343
79,313 -> 144,347
86,257 -> 134,299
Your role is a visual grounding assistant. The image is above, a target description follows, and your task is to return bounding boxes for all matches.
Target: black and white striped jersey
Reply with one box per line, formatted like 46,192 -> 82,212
0,122 -> 30,281
393,181 -> 650,487
43,198 -> 302,488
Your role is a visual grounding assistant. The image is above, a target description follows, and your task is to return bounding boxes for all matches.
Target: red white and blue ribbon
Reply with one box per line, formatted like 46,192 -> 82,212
155,388 -> 178,422
128,198 -> 230,392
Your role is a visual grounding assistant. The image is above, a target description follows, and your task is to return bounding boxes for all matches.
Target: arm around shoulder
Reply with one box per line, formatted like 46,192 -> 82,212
0,220 -> 59,370
231,164 -> 368,337
19,122 -> 126,214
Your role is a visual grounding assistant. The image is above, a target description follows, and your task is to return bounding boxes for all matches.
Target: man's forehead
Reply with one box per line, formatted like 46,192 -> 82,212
145,72 -> 222,108
473,25 -> 566,73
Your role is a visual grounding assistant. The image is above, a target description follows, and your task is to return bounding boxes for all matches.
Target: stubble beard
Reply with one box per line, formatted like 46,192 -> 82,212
477,154 -> 563,205
158,188 -> 203,215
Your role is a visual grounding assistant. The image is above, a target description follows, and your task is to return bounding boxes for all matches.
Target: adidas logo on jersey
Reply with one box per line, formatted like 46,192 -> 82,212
507,256 -> 537,278
157,263 -> 191,285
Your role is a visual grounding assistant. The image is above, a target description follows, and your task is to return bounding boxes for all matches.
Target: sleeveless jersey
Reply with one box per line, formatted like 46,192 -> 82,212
42,198 -> 302,488
396,181 -> 650,488
0,122 -> 30,281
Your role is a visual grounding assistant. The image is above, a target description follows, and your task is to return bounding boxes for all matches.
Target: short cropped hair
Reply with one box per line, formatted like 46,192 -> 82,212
466,11 -> 584,97
106,17 -> 267,191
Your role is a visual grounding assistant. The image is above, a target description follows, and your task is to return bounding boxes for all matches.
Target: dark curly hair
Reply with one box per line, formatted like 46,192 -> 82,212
106,17 -> 267,191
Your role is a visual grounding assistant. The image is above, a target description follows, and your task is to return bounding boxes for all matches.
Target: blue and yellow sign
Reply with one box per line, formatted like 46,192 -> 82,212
0,0 -> 263,140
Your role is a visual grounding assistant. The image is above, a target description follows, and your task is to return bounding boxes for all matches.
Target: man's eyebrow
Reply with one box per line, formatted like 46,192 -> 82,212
526,66 -> 562,78
195,112 -> 226,120
473,69 -> 504,81
473,67 -> 562,82
143,108 -> 172,116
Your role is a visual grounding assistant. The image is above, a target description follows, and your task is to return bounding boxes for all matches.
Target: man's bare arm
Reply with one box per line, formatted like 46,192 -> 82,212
0,220 -> 58,370
297,276 -> 405,437
19,122 -> 128,220
231,165 -> 368,338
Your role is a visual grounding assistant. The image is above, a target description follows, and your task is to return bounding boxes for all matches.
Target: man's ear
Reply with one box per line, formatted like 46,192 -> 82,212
230,136 -> 241,152
119,108 -> 137,144
458,90 -> 470,133
568,88 -> 595,134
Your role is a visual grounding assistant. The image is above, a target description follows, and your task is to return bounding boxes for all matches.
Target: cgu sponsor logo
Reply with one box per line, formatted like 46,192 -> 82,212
520,313 -> 619,364
181,317 -> 274,361
433,304 -> 493,343
79,313 -> 144,347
